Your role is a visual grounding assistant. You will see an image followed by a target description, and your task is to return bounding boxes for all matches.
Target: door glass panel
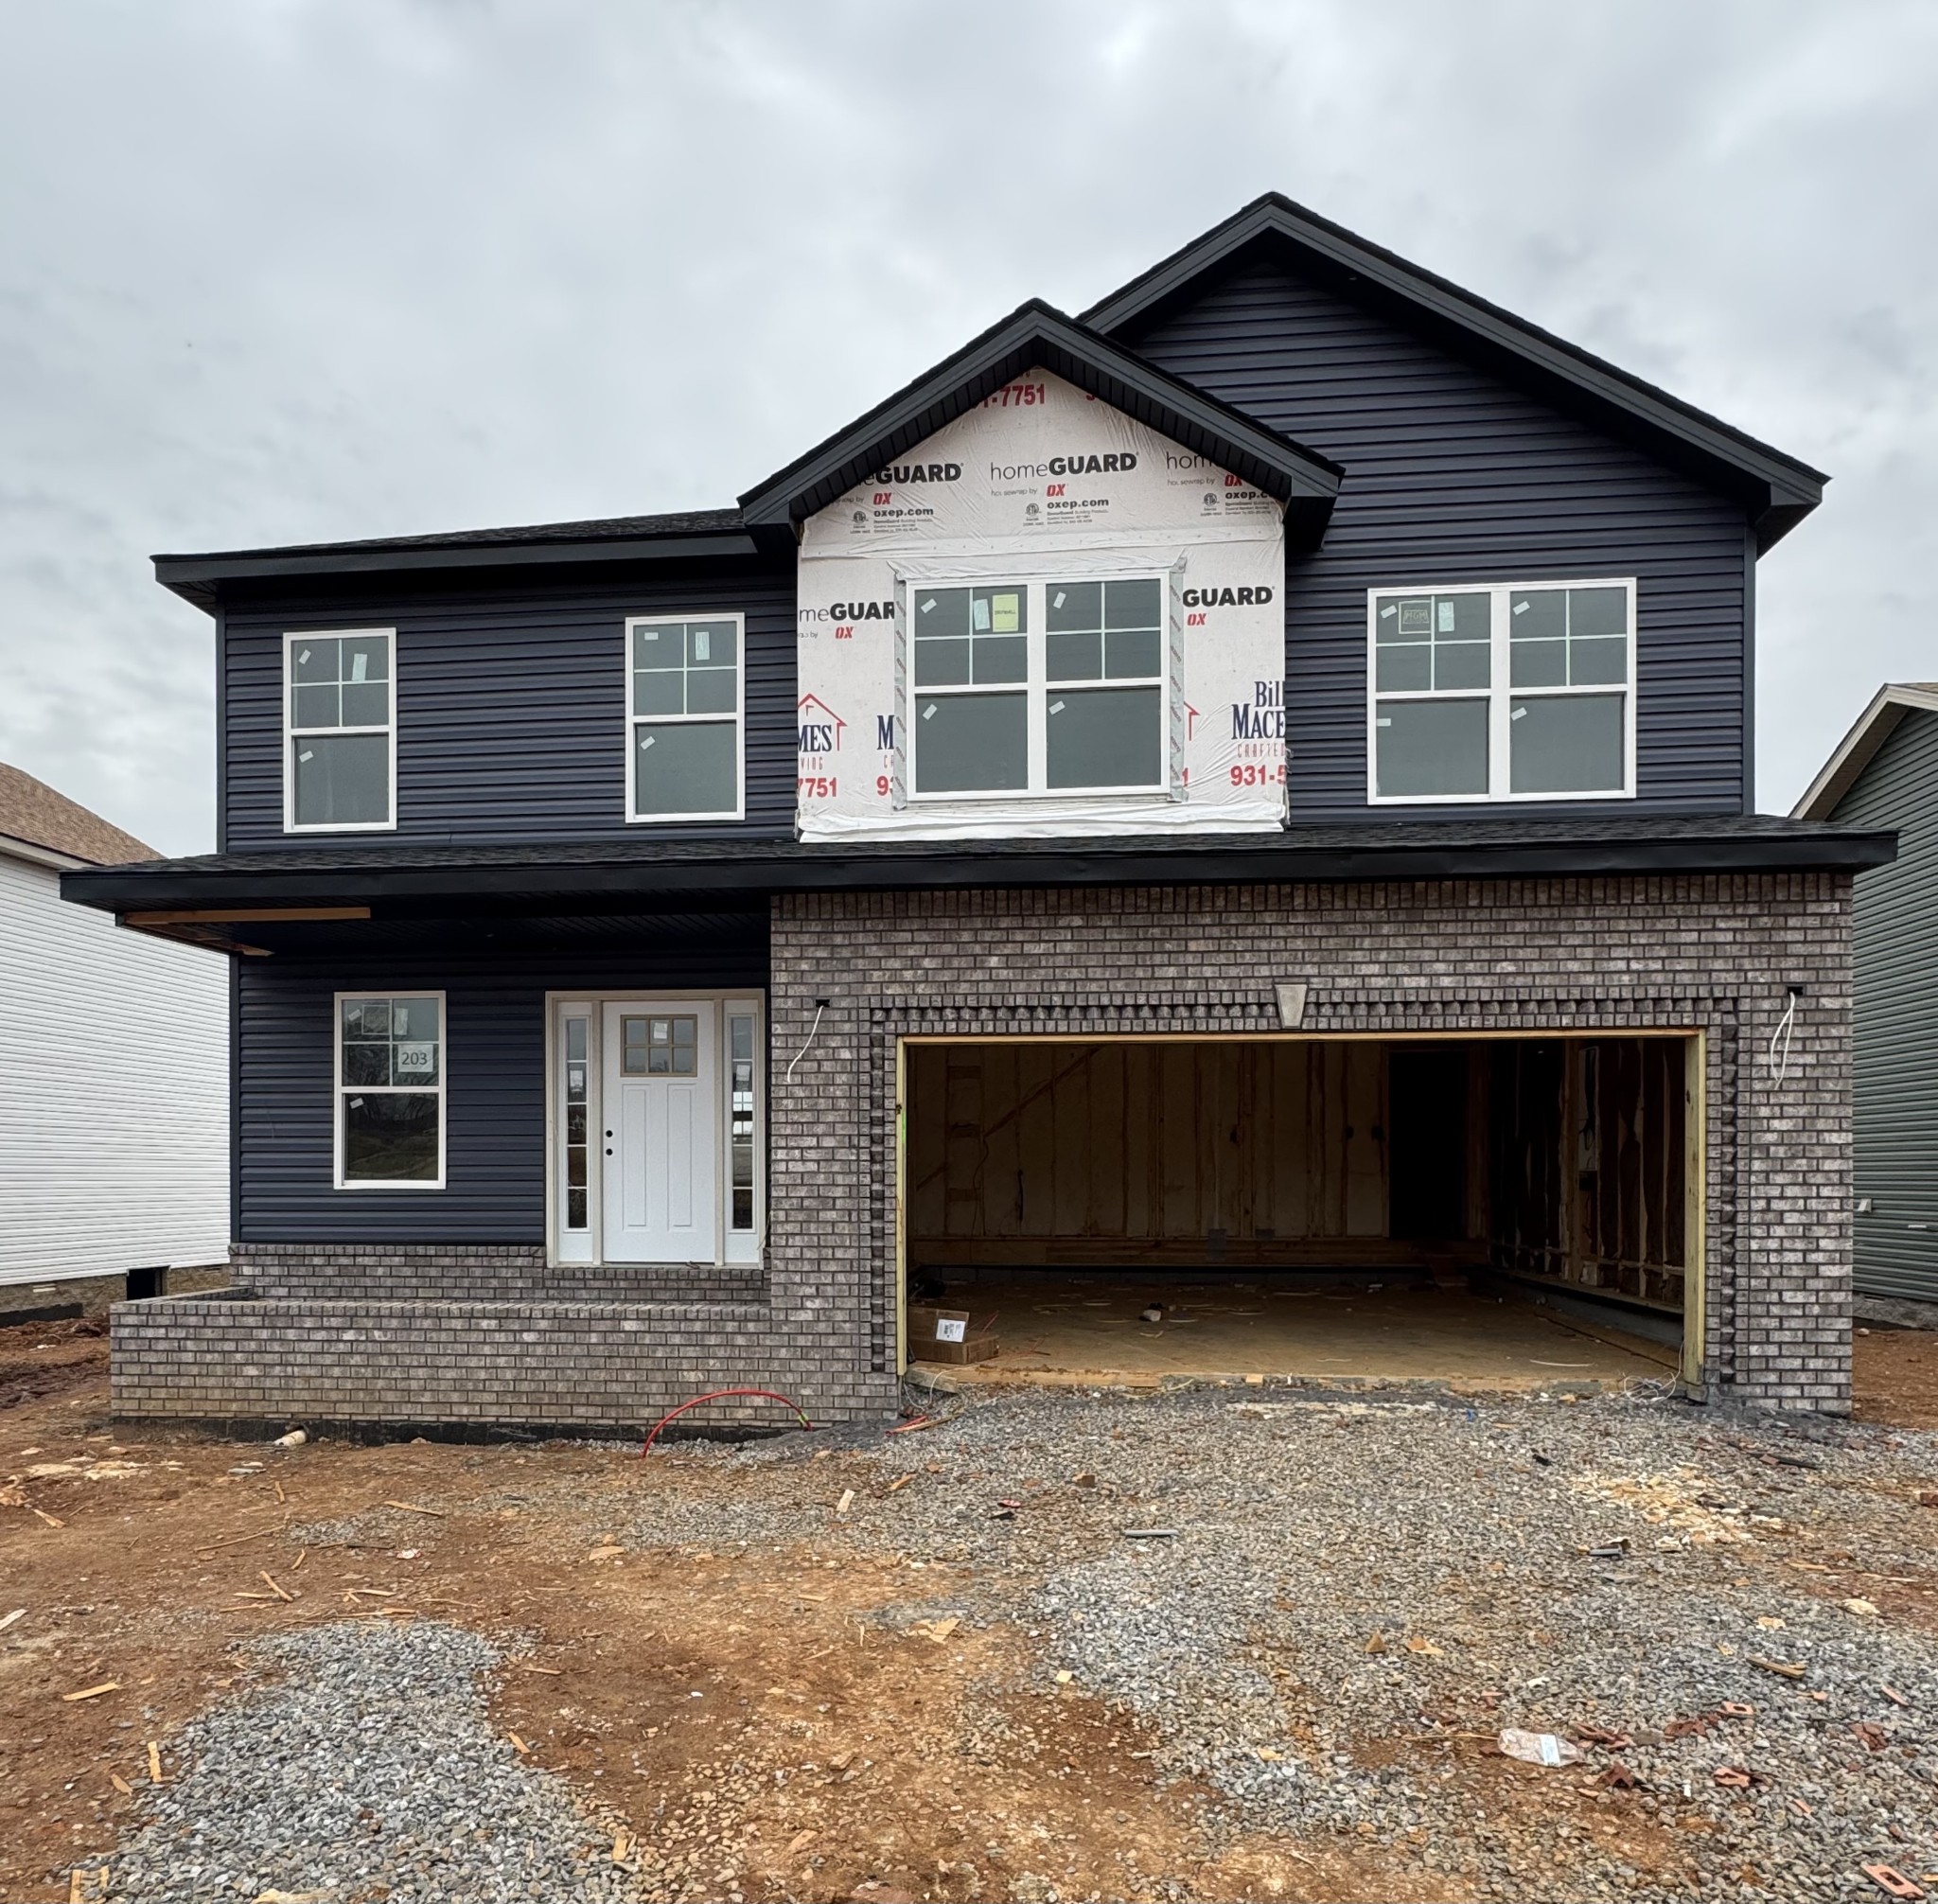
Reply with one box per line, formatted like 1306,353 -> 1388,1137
562,1015 -> 589,1231
622,1014 -> 698,1075
729,1013 -> 756,1232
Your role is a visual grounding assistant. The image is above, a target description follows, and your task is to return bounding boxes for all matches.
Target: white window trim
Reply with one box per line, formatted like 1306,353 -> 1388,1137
332,989 -> 447,1191
624,612 -> 747,824
904,574 -> 1172,802
543,990 -> 764,1267
1365,577 -> 1638,805
283,627 -> 398,834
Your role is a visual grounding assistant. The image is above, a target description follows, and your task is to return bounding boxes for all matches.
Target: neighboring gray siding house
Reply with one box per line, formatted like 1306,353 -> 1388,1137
62,195 -> 1893,1429
0,763 -> 230,1318
1794,685 -> 1938,1313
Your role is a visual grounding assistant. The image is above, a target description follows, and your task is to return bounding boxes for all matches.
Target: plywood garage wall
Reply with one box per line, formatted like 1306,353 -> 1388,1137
906,1041 -> 1391,1268
1487,1037 -> 1690,1312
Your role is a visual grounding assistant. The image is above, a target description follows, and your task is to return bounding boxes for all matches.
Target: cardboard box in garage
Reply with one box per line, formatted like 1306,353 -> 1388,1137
907,1304 -> 997,1366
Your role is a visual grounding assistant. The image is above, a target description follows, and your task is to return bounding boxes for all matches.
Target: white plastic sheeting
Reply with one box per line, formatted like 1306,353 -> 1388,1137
795,369 -> 1287,840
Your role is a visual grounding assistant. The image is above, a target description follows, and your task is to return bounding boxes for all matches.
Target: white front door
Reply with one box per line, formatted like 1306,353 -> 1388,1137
601,1001 -> 717,1263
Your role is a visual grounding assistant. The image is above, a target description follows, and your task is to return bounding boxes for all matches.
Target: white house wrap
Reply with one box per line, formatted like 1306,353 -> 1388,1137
796,369 -> 1287,839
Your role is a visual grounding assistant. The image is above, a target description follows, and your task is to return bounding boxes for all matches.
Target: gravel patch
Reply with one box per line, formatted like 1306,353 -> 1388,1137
109,1621 -> 640,1903
629,1384 -> 1938,1899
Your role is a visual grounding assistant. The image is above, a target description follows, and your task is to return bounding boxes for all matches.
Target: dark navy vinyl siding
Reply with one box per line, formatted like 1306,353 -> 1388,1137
1124,259 -> 1752,820
238,942 -> 765,1243
222,563 -> 797,847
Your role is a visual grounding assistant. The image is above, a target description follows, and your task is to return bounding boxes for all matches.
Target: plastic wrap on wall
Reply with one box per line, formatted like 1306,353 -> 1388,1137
795,370 -> 1287,841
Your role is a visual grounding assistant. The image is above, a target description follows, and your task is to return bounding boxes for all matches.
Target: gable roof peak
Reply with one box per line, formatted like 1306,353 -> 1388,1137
1793,682 -> 1938,820
736,297 -> 1341,545
1083,192 -> 1826,553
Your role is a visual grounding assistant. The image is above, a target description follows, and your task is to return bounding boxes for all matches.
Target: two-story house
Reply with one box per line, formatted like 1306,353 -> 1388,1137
64,196 -> 1893,1435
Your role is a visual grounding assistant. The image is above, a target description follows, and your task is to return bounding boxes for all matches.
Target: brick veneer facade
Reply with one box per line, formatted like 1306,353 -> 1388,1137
111,871 -> 1856,1433
769,873 -> 1855,1415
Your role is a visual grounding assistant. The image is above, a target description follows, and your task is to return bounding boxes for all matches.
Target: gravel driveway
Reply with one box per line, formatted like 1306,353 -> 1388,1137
93,1382 -> 1938,1903
645,1384 -> 1938,1900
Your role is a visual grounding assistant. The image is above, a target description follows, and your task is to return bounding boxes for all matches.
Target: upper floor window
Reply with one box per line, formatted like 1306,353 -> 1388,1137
286,629 -> 395,831
1367,579 -> 1635,802
910,576 -> 1167,797
626,614 -> 744,821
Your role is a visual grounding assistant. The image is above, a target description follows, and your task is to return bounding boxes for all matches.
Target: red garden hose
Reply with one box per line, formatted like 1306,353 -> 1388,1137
639,1386 -> 813,1456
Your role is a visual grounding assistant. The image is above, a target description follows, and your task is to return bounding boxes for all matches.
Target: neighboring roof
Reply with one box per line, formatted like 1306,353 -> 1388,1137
153,507 -> 760,613
1081,193 -> 1828,553
0,762 -> 155,867
736,299 -> 1341,542
62,815 -> 1895,926
1792,684 -> 1938,820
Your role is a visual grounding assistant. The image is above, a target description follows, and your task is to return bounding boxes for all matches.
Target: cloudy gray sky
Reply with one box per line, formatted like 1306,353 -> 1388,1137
2,0 -> 1933,854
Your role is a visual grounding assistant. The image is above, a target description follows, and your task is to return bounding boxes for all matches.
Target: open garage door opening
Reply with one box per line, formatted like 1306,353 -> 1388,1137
901,1034 -> 1700,1393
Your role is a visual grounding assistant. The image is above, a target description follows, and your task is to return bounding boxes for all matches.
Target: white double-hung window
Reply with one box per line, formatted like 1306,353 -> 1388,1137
335,993 -> 444,1189
1367,579 -> 1635,802
626,613 -> 745,820
908,576 -> 1168,797
286,629 -> 396,831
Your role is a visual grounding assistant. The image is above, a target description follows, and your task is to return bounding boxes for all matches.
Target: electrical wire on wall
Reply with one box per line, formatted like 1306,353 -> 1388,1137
1767,984 -> 1802,1086
786,998 -> 829,1084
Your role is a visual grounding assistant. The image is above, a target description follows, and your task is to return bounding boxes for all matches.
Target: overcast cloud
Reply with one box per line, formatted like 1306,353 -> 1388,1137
2,0 -> 1933,854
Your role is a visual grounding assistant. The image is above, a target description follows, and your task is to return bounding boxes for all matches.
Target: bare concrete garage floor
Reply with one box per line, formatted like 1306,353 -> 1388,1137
924,1275 -> 1676,1390
904,1034 -> 1697,1392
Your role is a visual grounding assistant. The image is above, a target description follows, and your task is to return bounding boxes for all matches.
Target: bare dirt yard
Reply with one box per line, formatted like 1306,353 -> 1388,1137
5,1319 -> 1938,1904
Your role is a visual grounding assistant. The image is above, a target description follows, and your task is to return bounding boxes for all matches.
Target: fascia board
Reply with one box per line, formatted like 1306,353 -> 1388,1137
737,303 -> 1339,527
152,533 -> 765,612
1792,685 -> 1938,820
1083,197 -> 1826,531
60,829 -> 1898,916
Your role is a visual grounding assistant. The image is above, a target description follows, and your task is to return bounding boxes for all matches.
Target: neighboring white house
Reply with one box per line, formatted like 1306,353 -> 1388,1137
0,762 -> 228,1314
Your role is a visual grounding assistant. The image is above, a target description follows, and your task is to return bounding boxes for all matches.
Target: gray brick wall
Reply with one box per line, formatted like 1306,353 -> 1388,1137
768,874 -> 1854,1414
112,871 -> 1855,1431
109,1284 -> 866,1437
230,1243 -> 766,1306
